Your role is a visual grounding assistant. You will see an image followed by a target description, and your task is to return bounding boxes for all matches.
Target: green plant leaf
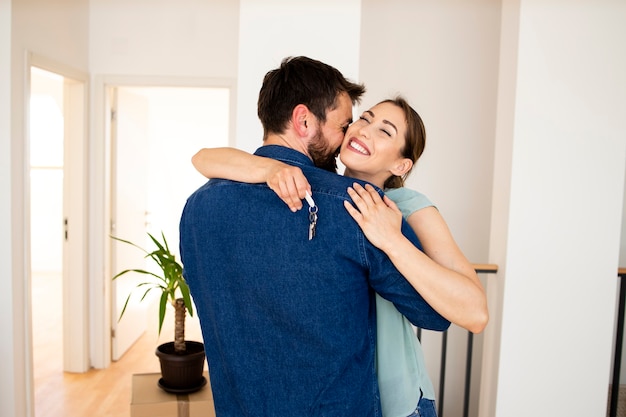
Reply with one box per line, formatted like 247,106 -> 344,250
111,235 -> 149,254
158,291 -> 168,336
179,280 -> 194,317
111,231 -> 194,343
118,292 -> 133,322
113,268 -> 162,281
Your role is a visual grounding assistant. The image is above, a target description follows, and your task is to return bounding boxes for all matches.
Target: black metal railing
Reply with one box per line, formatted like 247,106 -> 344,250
609,267 -> 626,417
416,264 -> 498,417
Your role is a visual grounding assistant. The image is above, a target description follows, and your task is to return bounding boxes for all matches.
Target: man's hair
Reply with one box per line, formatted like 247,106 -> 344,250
258,56 -> 365,139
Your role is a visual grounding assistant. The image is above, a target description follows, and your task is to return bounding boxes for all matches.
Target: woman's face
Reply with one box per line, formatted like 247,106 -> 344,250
339,101 -> 410,188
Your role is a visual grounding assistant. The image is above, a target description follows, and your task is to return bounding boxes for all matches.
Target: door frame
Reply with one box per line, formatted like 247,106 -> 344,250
26,52 -> 90,373
90,75 -> 236,369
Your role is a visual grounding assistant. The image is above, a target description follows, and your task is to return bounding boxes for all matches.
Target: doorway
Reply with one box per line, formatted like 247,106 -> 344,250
108,85 -> 231,360
29,67 -> 64,412
28,59 -> 89,417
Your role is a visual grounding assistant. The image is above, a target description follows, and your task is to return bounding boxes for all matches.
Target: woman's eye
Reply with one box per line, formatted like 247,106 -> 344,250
359,116 -> 370,123
381,129 -> 391,137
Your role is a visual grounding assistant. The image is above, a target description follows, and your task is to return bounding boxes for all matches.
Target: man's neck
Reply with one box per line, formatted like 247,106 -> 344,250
264,132 -> 311,159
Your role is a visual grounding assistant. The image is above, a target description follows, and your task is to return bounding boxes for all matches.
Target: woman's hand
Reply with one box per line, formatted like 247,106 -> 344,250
265,162 -> 311,212
344,183 -> 404,251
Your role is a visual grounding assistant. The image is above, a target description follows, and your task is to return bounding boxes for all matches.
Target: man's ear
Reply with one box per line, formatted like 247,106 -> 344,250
390,158 -> 413,177
292,104 -> 311,137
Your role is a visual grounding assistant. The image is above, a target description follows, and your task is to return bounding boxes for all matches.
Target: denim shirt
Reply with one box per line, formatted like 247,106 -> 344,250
179,145 -> 449,417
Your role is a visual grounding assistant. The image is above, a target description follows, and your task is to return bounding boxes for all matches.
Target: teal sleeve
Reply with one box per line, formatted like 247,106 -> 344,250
384,187 -> 435,219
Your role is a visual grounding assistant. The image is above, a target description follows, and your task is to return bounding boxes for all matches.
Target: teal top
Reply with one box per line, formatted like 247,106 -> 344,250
376,187 -> 436,417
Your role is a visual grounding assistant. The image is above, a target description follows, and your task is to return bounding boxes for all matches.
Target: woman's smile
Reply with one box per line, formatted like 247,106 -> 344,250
347,138 -> 370,155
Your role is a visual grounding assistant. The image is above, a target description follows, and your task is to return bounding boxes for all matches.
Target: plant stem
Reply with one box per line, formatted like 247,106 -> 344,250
174,298 -> 186,353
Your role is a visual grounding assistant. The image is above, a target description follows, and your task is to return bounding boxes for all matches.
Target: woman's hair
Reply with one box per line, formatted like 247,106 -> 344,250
382,96 -> 426,189
257,56 -> 365,139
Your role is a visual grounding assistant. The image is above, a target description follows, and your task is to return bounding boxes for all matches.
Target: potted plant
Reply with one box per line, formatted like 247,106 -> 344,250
112,231 -> 206,393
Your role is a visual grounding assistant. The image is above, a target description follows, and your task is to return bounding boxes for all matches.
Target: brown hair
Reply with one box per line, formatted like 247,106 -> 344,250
382,96 -> 426,189
257,56 -> 365,139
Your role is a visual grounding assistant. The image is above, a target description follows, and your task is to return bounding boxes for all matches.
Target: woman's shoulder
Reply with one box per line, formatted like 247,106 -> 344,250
384,186 -> 429,200
384,187 -> 436,219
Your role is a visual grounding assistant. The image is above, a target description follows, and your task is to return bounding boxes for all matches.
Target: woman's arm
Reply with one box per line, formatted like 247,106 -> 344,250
344,183 -> 488,333
192,147 -> 311,211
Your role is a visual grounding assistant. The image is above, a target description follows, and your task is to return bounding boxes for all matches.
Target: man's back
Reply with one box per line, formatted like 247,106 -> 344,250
180,146 -> 448,417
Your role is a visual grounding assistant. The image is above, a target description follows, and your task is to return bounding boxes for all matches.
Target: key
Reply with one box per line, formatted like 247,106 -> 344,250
308,209 -> 318,240
305,191 -> 318,241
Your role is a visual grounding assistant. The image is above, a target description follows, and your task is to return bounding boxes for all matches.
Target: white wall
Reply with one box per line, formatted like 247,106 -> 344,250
235,0 -> 362,152
1,0 -> 18,415
484,1 -> 626,416
89,0 -> 239,77
14,0 -> 89,69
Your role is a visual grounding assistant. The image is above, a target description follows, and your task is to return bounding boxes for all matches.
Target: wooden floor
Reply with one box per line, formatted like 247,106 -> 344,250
32,271 -> 205,417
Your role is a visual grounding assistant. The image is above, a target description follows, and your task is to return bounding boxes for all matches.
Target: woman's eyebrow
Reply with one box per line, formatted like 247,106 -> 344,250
383,120 -> 398,134
367,109 -> 398,134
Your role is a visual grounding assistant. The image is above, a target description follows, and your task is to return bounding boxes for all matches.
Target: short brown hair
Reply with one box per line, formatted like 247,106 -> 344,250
257,56 -> 365,139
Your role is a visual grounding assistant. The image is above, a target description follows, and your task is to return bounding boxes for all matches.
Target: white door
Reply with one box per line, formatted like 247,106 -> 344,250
110,87 -> 151,361
62,75 -> 89,372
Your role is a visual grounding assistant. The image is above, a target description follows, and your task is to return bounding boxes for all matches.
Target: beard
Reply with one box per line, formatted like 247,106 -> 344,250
307,130 -> 339,173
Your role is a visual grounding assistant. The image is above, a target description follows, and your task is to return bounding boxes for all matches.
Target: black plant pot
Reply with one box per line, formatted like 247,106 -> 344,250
155,341 -> 207,393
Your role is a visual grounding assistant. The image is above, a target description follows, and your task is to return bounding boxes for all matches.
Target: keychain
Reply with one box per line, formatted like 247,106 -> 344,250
305,191 -> 318,241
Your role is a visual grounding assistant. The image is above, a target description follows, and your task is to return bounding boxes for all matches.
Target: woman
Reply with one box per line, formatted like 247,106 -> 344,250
191,97 -> 488,417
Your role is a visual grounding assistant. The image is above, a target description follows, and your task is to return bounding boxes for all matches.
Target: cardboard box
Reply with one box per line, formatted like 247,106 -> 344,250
131,372 -> 215,417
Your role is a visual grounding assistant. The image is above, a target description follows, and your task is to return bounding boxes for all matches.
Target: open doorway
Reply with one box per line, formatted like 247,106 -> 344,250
108,85 -> 230,360
28,57 -> 89,417
29,67 -> 65,411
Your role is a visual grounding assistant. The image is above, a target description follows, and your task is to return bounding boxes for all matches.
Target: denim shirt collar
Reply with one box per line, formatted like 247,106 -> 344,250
254,145 -> 315,169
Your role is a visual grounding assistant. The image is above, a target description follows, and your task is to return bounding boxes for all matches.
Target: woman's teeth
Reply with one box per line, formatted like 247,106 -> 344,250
350,140 -> 369,155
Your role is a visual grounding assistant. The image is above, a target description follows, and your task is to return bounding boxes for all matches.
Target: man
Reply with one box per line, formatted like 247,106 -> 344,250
179,56 -> 449,417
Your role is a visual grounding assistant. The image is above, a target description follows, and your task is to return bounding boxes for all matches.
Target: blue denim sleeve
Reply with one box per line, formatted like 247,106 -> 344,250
366,219 -> 450,331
